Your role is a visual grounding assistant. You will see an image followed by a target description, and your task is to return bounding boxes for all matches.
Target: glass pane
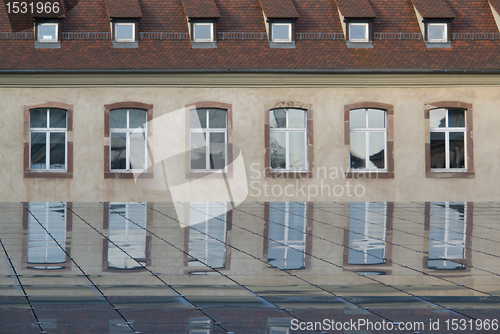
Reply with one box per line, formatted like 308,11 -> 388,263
116,23 -> 134,40
129,109 -> 147,129
110,109 -> 128,128
289,132 -> 305,169
38,24 -> 56,40
190,109 -> 207,128
267,244 -> 285,269
350,132 -> 366,169
31,132 -> 46,169
288,109 -> 305,128
430,109 -> 446,128
30,109 -> 47,128
448,109 -> 465,127
49,109 -> 66,128
272,23 -> 291,41
428,24 -> 446,42
209,133 -> 226,169
368,132 -> 385,169
349,23 -> 368,41
270,132 -> 286,169
350,109 -> 366,128
50,133 -> 65,169
191,132 -> 206,169
194,23 -> 213,41
285,248 -> 305,269
208,109 -> 226,128
130,132 -> 146,170
270,109 -> 286,128
110,133 -> 127,170
449,132 -> 465,168
430,132 -> 446,168
367,109 -> 385,128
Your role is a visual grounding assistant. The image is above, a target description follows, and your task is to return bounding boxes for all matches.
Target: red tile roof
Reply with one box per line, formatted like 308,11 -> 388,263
258,0 -> 299,19
31,0 -> 66,18
410,0 -> 454,19
0,0 -> 499,72
105,0 -> 143,18
181,0 -> 221,18
490,0 -> 500,13
334,0 -> 377,18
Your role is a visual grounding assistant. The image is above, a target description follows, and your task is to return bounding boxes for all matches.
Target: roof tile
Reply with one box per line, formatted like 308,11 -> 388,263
334,0 -> 377,18
105,0 -> 142,18
181,0 -> 221,18
258,0 -> 299,19
411,0 -> 454,19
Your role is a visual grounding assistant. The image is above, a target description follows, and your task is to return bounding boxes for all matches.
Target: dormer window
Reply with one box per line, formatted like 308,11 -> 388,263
427,23 -> 447,43
193,22 -> 214,43
114,22 -> 135,42
410,0 -> 454,48
271,22 -> 292,43
105,0 -> 142,48
258,0 -> 298,48
348,22 -> 369,42
334,0 -> 376,48
37,23 -> 58,42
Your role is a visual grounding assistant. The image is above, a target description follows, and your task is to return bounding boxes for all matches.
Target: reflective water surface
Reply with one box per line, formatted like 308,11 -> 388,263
1,202 -> 500,333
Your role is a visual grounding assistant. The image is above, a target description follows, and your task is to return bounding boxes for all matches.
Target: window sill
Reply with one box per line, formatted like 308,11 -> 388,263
425,41 -> 451,48
269,41 -> 295,49
265,170 -> 312,179
345,171 -> 394,179
190,41 -> 217,49
24,171 -> 72,178
426,171 -> 474,178
35,41 -> 61,49
112,41 -> 139,48
346,41 -> 373,49
186,171 -> 232,179
104,172 -> 153,179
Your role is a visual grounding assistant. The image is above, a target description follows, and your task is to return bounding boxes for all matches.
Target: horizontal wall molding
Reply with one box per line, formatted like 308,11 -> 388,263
3,73 -> 500,87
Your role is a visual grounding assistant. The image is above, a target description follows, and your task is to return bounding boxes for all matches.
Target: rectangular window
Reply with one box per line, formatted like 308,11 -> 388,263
269,108 -> 307,171
349,108 -> 386,171
430,108 -> 466,170
190,108 -> 227,171
349,22 -> 369,42
30,108 -> 67,171
109,109 -> 147,172
271,23 -> 292,43
427,23 -> 447,43
267,202 -> 306,270
114,22 -> 135,42
193,23 -> 214,42
37,23 -> 58,42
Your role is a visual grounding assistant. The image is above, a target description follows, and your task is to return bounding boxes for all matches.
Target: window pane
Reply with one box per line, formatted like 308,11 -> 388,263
367,109 -> 385,128
428,24 -> 446,42
272,23 -> 291,42
350,132 -> 366,169
31,132 -> 46,169
130,132 -> 146,170
116,23 -> 134,40
190,109 -> 207,129
430,108 -> 446,128
350,109 -> 366,128
38,24 -> 56,41
191,133 -> 207,170
110,133 -> 127,169
289,132 -> 305,169
288,109 -> 305,128
193,23 -> 213,41
49,109 -> 66,128
208,109 -> 226,128
50,133 -> 65,169
449,132 -> 465,168
129,109 -> 146,129
30,109 -> 47,128
270,109 -> 286,128
349,23 -> 368,41
448,109 -> 465,127
430,132 -> 445,168
270,132 -> 286,169
209,133 -> 226,169
368,132 -> 385,169
110,109 -> 128,128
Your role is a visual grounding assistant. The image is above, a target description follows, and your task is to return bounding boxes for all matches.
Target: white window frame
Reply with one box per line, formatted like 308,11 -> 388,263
349,108 -> 387,172
427,23 -> 448,43
429,108 -> 467,171
37,22 -> 58,43
29,108 -> 67,172
271,22 -> 292,43
349,22 -> 369,42
190,109 -> 227,172
109,109 -> 148,172
269,109 -> 307,171
114,22 -> 136,42
193,22 -> 214,42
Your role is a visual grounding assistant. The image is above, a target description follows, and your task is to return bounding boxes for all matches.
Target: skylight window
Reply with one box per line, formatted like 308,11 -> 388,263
37,23 -> 58,43
349,22 -> 369,43
193,23 -> 214,43
427,23 -> 447,43
271,23 -> 292,43
114,22 -> 135,42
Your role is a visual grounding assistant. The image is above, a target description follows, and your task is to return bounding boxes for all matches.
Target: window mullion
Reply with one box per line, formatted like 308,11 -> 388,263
285,131 -> 290,169
445,131 -> 450,169
206,131 -> 210,170
46,131 -> 50,170
126,131 -> 130,170
365,131 -> 369,169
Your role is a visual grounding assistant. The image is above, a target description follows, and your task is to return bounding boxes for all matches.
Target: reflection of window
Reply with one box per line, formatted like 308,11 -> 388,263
109,109 -> 147,172
428,202 -> 468,270
348,22 -> 369,42
107,203 -> 147,270
349,108 -> 387,171
188,203 -> 227,269
269,108 -> 307,171
186,317 -> 213,334
267,202 -> 306,270
429,108 -> 466,170
30,108 -> 67,171
267,317 -> 293,334
190,108 -> 227,171
271,23 -> 292,43
27,202 -> 67,270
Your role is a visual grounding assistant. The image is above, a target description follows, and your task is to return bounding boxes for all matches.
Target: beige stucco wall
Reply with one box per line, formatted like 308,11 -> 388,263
1,78 -> 500,202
